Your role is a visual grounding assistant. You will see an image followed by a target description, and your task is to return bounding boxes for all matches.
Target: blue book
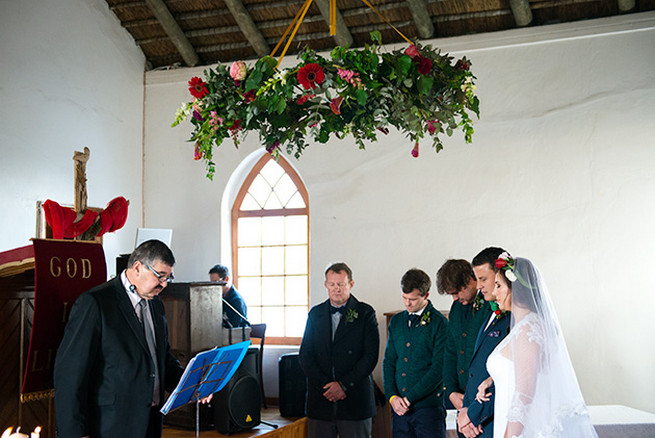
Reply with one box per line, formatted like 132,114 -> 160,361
161,340 -> 251,414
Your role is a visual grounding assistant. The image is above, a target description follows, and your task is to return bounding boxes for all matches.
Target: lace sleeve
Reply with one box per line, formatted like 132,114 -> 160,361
507,316 -> 543,425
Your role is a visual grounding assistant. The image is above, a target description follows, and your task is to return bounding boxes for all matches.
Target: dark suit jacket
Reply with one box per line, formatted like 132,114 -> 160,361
54,276 -> 184,438
462,310 -> 511,436
383,301 -> 448,410
299,295 -> 379,421
223,286 -> 247,328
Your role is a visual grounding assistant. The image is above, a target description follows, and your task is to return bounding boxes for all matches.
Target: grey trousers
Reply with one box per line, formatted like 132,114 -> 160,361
307,417 -> 373,438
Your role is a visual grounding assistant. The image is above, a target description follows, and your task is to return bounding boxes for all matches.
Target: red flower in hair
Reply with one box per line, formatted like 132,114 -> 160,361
188,77 -> 208,99
297,63 -> 325,90
495,258 -> 507,269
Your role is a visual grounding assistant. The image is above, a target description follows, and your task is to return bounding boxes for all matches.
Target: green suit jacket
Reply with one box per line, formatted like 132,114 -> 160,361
443,296 -> 490,401
383,301 -> 448,409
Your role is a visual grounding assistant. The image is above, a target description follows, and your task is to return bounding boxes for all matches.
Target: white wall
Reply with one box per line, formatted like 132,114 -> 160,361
145,12 -> 655,413
0,0 -> 146,273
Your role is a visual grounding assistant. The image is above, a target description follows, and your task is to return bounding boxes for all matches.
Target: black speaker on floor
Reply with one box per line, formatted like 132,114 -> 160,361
278,352 -> 306,417
213,347 -> 262,434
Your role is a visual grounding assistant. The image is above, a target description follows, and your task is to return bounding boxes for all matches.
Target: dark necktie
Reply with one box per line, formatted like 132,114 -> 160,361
408,313 -> 420,327
138,299 -> 160,405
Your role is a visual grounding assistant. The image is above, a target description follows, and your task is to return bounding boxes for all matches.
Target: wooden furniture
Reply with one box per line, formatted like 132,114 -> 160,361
0,251 -> 54,437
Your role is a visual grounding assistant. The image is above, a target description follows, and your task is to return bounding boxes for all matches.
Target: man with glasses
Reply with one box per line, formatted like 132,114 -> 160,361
209,264 -> 247,328
54,239 -> 209,438
299,262 -> 380,438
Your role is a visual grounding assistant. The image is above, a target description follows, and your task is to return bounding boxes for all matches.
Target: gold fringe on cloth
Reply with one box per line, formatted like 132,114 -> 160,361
20,389 -> 54,403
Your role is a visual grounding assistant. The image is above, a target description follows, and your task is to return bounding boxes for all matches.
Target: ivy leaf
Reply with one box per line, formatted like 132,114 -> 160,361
397,55 -> 412,78
418,75 -> 434,95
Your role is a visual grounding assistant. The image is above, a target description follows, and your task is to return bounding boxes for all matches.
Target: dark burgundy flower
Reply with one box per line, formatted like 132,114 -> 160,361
378,127 -> 389,135
243,90 -> 256,103
266,140 -> 280,153
188,77 -> 208,99
192,110 -> 204,121
297,63 -> 325,90
229,119 -> 241,132
330,96 -> 344,115
415,56 -> 432,75
411,142 -> 419,158
455,59 -> 471,71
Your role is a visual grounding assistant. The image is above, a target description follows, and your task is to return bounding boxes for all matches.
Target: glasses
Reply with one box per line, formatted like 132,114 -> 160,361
144,263 -> 174,283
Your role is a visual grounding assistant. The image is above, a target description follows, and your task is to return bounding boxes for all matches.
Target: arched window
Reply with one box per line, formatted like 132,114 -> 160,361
232,154 -> 309,344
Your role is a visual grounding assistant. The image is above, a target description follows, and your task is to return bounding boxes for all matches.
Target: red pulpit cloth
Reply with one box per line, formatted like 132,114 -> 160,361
21,239 -> 107,400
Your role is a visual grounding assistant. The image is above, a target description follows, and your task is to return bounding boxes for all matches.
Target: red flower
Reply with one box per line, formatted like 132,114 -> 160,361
229,119 -> 241,132
188,77 -> 208,99
194,143 -> 203,160
415,56 -> 432,75
456,59 -> 471,71
405,45 -> 419,59
330,96 -> 344,115
243,90 -> 256,103
426,119 -> 437,134
495,259 -> 507,269
296,93 -> 314,105
411,142 -> 419,158
297,63 -> 325,90
494,309 -> 501,315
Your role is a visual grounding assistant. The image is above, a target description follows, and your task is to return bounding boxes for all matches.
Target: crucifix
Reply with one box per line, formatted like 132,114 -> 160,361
72,147 -> 99,241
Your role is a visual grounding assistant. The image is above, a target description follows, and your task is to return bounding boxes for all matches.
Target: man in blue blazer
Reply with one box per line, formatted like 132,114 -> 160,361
299,262 -> 379,438
54,240 -> 209,438
456,247 -> 511,438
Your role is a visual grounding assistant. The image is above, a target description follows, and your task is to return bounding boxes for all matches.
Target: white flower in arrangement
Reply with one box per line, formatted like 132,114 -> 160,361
506,270 -> 517,282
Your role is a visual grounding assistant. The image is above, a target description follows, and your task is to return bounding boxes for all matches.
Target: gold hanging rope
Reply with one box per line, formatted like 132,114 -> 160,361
271,0 -> 413,67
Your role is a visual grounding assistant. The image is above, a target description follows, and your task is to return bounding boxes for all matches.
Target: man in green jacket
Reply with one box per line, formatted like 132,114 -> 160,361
383,268 -> 449,437
437,258 -> 490,429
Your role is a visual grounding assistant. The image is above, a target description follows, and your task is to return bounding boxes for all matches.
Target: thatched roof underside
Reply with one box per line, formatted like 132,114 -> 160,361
105,0 -> 655,70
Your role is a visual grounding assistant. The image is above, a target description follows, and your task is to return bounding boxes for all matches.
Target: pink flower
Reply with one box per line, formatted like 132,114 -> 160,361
330,96 -> 344,115
337,68 -> 356,82
230,61 -> 247,81
194,143 -> 203,160
411,142 -> 419,158
426,119 -> 437,134
405,45 -> 419,59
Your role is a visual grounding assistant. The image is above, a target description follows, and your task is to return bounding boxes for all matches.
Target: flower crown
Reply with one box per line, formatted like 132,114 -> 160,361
495,252 -> 517,282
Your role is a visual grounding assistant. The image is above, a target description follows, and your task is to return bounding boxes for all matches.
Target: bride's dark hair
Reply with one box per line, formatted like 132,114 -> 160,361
498,258 -> 540,312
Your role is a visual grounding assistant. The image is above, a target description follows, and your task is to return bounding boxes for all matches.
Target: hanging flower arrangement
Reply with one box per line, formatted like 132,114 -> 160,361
172,32 -> 480,179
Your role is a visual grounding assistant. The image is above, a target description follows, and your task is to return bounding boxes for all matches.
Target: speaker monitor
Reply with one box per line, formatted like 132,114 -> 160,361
213,347 -> 262,434
278,352 -> 306,417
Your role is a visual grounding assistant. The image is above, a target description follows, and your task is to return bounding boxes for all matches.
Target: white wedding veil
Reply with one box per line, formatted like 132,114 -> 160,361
500,257 -> 598,437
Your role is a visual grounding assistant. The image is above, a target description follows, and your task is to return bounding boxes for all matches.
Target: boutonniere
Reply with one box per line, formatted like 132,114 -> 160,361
345,308 -> 359,323
489,301 -> 507,323
420,311 -> 431,325
473,292 -> 485,312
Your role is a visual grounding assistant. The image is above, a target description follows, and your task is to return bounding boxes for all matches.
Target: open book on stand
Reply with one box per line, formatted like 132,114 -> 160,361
161,340 -> 251,415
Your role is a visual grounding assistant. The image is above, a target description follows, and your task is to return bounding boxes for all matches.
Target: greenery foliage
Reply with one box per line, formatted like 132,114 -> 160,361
173,32 -> 480,179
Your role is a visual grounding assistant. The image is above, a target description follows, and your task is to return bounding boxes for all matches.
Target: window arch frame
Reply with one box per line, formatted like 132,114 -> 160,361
231,153 -> 309,344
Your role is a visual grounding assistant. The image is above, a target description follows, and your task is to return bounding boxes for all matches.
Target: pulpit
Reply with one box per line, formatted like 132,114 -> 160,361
160,282 -> 252,429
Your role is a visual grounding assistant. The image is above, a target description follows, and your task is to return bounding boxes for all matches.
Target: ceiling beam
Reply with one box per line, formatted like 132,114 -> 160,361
144,0 -> 200,66
617,0 -> 635,11
406,0 -> 434,39
314,0 -> 354,47
509,0 -> 533,26
222,0 -> 271,57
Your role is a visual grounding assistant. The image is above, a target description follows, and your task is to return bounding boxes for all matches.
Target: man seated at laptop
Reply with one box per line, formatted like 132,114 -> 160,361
209,264 -> 248,328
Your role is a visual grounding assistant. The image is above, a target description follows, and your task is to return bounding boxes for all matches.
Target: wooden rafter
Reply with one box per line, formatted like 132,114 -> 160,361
222,0 -> 270,57
406,0 -> 434,39
144,0 -> 200,66
509,0 -> 533,26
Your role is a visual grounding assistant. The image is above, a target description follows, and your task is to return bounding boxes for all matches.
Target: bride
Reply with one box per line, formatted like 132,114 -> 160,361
476,253 -> 597,437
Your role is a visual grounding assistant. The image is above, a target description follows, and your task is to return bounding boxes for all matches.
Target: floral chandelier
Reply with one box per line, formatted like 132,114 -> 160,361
173,31 -> 480,180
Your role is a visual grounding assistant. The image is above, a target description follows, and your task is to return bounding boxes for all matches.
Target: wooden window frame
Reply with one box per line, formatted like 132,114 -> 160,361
231,154 -> 309,345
